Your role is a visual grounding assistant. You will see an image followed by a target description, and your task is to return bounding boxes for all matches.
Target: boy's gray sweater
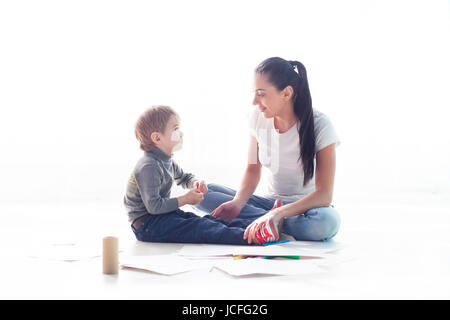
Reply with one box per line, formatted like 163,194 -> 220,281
124,147 -> 196,222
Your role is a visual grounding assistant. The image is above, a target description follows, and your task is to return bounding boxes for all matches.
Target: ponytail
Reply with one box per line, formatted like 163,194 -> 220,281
288,60 -> 315,185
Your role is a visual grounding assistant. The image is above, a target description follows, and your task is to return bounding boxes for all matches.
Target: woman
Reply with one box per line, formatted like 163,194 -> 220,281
195,57 -> 341,244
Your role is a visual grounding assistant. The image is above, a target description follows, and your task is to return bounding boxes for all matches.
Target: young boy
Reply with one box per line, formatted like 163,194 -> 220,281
124,106 -> 280,245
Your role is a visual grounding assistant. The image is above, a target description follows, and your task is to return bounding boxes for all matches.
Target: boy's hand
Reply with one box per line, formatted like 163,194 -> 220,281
179,189 -> 204,206
194,180 -> 208,194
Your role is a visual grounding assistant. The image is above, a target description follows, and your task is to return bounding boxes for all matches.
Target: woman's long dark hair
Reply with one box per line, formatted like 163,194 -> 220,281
255,57 -> 315,186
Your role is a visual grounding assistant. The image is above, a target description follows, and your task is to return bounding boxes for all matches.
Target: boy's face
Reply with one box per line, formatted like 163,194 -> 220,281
152,115 -> 183,154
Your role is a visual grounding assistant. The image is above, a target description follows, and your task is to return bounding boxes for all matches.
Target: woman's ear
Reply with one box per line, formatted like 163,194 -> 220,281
282,85 -> 294,101
150,132 -> 161,145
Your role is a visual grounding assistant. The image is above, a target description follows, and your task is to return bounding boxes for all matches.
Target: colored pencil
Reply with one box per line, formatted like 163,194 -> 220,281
262,240 -> 290,247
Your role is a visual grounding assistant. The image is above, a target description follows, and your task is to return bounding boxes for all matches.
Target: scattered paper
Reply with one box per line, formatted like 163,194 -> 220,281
120,254 -> 214,275
120,254 -> 326,277
176,244 -> 239,257
27,242 -> 102,262
25,239 -> 124,262
231,245 -> 331,258
212,258 -> 325,276
176,242 -> 333,258
119,240 -> 350,277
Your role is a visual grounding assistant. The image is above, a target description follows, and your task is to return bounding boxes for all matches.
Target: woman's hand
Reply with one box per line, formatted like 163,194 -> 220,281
243,209 -> 280,245
211,200 -> 244,221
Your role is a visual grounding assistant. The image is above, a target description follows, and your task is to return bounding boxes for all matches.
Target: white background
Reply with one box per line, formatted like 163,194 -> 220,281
1,0 -> 450,301
0,0 -> 449,205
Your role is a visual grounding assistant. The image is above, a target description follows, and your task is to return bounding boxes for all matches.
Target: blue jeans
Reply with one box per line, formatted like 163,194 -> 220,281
132,209 -> 254,245
195,183 -> 341,241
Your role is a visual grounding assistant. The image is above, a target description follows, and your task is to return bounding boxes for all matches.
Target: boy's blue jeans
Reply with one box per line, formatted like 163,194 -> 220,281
132,209 -> 254,245
195,183 -> 341,241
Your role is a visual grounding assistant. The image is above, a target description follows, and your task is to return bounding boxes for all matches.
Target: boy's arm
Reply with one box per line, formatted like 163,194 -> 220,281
135,164 -> 179,214
172,160 -> 197,189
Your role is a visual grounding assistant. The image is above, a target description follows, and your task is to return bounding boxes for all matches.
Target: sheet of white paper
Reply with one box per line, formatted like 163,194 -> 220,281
183,256 -> 232,261
176,244 -> 242,257
176,243 -> 332,258
120,255 -> 214,275
26,240 -> 121,262
212,258 -> 325,276
231,244 -> 331,257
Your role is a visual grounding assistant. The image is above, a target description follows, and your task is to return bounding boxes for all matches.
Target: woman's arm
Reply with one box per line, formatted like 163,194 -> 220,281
233,135 -> 262,208
276,143 -> 336,219
244,143 -> 337,244
211,135 -> 262,220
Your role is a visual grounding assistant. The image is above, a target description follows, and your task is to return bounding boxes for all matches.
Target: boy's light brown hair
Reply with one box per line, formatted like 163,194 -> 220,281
135,105 -> 178,152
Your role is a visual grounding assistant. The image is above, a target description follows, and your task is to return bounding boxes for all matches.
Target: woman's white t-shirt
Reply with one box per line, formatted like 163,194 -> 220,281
247,107 -> 340,203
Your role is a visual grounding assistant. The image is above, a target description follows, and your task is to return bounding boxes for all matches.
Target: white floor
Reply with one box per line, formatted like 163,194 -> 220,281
1,191 -> 450,299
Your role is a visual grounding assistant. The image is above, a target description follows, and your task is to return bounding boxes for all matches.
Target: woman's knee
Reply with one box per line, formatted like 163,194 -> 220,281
323,206 -> 341,240
285,206 -> 340,241
195,187 -> 233,213
206,183 -> 223,192
206,183 -> 236,196
311,206 -> 340,241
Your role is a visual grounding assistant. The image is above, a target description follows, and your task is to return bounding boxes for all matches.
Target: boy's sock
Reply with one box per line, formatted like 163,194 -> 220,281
270,198 -> 282,210
256,198 -> 284,244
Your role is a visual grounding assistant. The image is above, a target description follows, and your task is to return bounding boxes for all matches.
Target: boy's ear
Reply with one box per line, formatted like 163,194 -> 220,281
150,132 -> 161,145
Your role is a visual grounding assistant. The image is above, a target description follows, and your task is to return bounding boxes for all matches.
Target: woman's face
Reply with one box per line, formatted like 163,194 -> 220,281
252,73 -> 287,118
